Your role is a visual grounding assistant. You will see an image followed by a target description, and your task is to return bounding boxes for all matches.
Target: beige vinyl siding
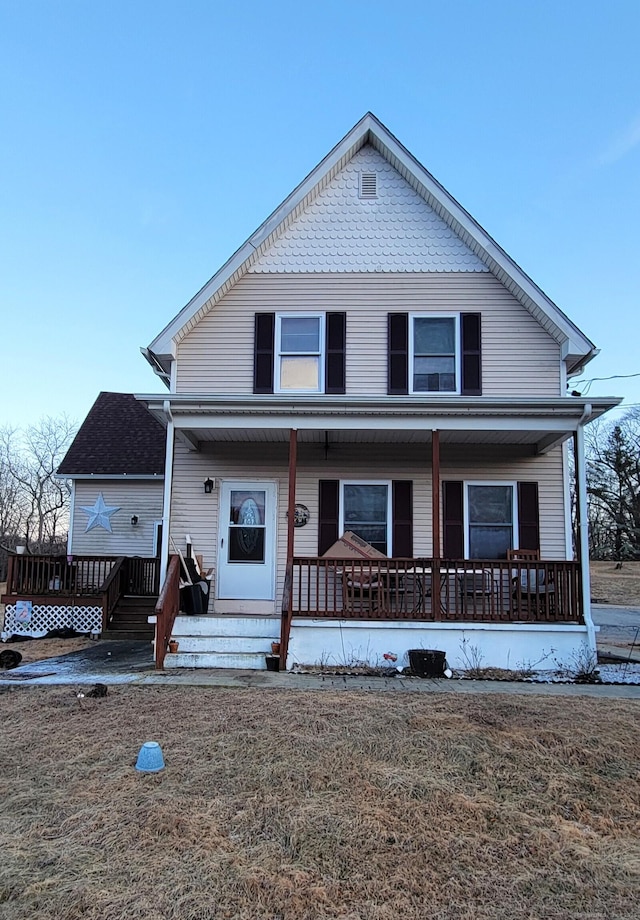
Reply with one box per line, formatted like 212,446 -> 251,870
71,480 -> 164,556
176,273 -> 562,398
169,441 -> 567,610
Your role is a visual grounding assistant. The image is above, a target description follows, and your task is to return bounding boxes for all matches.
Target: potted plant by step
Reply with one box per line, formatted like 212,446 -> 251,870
168,639 -> 179,654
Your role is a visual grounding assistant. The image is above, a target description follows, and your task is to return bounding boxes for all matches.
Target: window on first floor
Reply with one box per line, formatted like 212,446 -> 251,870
465,482 -> 518,560
340,481 -> 392,555
275,313 -> 324,392
409,314 -> 460,394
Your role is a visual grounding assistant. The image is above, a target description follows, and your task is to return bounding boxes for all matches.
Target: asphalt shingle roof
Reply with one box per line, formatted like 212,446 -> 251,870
57,392 -> 165,476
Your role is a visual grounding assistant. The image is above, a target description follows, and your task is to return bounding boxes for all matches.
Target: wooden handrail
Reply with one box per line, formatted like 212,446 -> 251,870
155,555 -> 181,670
101,557 -> 126,632
279,558 -> 294,670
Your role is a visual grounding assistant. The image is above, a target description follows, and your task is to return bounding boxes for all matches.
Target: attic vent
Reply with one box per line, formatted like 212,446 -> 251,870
359,171 -> 377,199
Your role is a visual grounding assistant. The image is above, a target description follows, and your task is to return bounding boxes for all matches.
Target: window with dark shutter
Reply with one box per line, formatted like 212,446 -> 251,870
461,313 -> 482,395
325,312 -> 346,394
388,313 -> 408,395
253,313 -> 275,394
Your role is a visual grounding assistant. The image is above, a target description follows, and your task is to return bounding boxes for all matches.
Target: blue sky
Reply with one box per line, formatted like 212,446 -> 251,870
1,0 -> 639,430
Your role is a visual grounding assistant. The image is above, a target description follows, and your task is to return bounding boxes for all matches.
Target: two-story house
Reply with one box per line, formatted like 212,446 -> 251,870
136,113 -> 619,672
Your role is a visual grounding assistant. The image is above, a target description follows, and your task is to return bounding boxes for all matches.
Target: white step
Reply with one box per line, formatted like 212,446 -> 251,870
171,615 -> 280,640
164,651 -> 275,670
169,635 -> 274,654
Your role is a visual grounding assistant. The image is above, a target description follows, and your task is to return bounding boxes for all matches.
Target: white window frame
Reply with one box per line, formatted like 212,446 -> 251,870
463,481 -> 519,559
274,312 -> 325,394
409,313 -> 461,396
339,480 -> 393,555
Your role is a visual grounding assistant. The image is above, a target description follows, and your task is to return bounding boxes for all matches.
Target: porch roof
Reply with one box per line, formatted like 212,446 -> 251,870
137,394 -> 620,454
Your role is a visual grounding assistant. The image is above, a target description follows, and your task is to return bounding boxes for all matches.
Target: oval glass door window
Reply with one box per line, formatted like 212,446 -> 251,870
229,491 -> 266,563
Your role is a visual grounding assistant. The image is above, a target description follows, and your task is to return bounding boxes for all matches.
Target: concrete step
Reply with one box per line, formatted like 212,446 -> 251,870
163,650 -> 276,670
170,615 -> 280,640
168,635 -> 276,655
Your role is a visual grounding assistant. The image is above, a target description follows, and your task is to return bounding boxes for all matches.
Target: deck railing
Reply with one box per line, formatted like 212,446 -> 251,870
4,554 -> 160,600
154,555 -> 181,669
290,557 -> 582,623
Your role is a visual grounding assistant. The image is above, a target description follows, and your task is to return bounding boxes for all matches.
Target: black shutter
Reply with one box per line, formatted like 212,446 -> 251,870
253,313 -> 275,394
443,481 -> 464,559
325,312 -> 346,394
318,480 -> 339,555
461,313 -> 482,396
517,482 -> 540,551
388,313 -> 409,395
392,481 -> 413,557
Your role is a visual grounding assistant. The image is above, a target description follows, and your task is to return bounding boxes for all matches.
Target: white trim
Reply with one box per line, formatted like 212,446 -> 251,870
159,417 -> 175,587
274,312 -> 325,394
339,479 -> 393,554
64,473 -> 164,481
408,313 -> 461,396
562,440 -> 574,559
575,423 -> 596,651
169,358 -> 177,392
463,480 -> 519,559
67,483 -> 76,554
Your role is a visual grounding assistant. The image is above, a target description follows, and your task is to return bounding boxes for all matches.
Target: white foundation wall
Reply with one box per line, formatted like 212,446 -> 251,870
287,620 -> 593,673
169,440 -> 568,612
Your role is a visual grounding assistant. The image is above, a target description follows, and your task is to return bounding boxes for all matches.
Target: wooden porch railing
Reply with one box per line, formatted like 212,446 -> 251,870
4,553 -> 160,600
154,555 -> 181,670
290,557 -> 582,624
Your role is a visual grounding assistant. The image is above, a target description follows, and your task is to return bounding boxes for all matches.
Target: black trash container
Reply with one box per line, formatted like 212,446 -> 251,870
181,581 -> 209,614
408,649 -> 447,678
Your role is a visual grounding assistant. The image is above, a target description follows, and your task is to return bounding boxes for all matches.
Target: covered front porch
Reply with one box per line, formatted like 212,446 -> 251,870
143,394 -> 616,670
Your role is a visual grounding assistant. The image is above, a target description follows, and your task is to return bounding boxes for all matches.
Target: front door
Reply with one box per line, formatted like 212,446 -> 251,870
217,481 -> 277,600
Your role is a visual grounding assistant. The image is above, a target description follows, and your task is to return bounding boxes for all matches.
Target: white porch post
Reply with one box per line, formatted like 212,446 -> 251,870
575,421 -> 596,651
159,402 -> 175,587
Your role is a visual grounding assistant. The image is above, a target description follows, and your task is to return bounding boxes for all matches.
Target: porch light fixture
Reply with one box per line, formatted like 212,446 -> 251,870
204,478 -> 215,494
130,515 -> 139,526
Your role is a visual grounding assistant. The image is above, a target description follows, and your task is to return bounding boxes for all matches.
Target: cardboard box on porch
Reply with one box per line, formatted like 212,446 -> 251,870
321,531 -> 387,559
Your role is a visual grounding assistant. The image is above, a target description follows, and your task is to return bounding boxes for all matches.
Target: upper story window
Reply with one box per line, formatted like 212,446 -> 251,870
275,314 -> 325,392
388,312 -> 481,397
410,314 -> 460,394
254,312 -> 346,395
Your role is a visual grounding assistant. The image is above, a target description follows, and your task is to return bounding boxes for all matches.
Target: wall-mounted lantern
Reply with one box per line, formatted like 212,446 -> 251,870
131,515 -> 139,526
204,478 -> 215,494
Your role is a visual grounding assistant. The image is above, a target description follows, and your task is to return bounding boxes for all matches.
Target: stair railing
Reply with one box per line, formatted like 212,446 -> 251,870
101,557 -> 127,633
279,558 -> 294,670
155,555 -> 181,670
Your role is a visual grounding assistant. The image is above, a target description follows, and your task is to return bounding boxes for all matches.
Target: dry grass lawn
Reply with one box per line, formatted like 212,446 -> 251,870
0,688 -> 638,920
591,562 -> 640,606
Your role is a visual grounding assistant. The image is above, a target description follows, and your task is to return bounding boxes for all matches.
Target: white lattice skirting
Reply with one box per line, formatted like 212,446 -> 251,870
2,604 -> 102,640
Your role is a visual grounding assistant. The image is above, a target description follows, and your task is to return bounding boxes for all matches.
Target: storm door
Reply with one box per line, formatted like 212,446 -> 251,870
217,481 -> 276,599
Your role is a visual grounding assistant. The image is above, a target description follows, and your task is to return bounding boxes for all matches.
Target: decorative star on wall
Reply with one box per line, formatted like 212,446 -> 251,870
79,493 -> 121,533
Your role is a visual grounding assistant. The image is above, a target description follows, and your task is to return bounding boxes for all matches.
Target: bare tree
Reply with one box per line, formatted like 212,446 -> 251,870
0,415 -> 76,555
585,411 -> 640,559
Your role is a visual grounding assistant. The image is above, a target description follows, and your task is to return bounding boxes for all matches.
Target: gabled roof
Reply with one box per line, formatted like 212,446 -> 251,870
145,112 -> 596,378
57,392 -> 166,477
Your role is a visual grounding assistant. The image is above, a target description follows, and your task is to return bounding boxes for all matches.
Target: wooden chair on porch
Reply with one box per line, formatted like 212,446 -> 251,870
342,568 -> 386,614
510,554 -> 556,617
507,549 -> 540,562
